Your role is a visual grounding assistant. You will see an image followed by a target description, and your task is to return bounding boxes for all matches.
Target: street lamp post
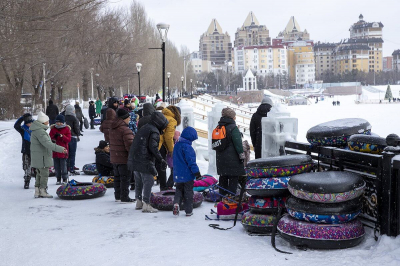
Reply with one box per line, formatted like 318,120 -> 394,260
136,63 -> 142,102
167,72 -> 171,104
156,23 -> 170,102
190,79 -> 193,99
181,76 -> 184,98
90,68 -> 94,100
43,63 -> 47,111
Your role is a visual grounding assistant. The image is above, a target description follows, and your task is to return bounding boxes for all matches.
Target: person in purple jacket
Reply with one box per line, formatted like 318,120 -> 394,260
172,127 -> 201,217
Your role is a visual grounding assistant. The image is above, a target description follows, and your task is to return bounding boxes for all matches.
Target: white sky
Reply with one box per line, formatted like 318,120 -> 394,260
108,0 -> 400,57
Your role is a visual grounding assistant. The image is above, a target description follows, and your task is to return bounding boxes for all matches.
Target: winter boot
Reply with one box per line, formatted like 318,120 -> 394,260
39,188 -> 53,198
24,176 -> 30,189
142,202 -> 158,213
186,212 -> 193,217
62,178 -> 67,184
56,178 -> 61,185
121,197 -> 136,203
173,203 -> 180,216
34,187 -> 40,198
135,200 -> 143,210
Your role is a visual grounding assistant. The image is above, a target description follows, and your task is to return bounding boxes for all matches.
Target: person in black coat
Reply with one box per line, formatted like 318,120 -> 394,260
89,101 -> 96,129
216,108 -> 246,197
137,103 -> 155,130
74,102 -> 84,132
14,113 -> 34,189
45,99 -> 59,125
250,97 -> 273,159
128,112 -> 168,212
95,140 -> 114,176
101,97 -> 119,123
65,105 -> 81,174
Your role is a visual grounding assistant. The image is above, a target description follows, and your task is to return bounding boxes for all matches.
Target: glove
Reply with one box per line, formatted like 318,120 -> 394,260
160,159 -> 168,170
194,172 -> 202,180
54,133 -> 61,139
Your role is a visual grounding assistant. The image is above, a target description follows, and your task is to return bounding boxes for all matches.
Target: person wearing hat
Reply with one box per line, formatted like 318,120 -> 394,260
95,140 -> 114,176
14,113 -> 35,189
50,114 -> 71,185
30,112 -> 67,198
65,105 -> 81,175
123,99 -> 138,135
89,101 -> 96,129
74,101 -> 84,132
250,96 -> 273,159
45,99 -> 59,125
109,108 -> 134,203
215,107 -> 246,197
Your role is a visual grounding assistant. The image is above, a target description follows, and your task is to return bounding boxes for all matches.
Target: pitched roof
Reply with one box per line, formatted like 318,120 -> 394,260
244,69 -> 255,78
206,19 -> 223,35
285,16 -> 301,33
393,50 -> 400,56
243,12 -> 260,27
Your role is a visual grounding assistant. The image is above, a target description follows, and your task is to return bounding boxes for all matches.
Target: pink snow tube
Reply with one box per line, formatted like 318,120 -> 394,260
194,175 -> 218,192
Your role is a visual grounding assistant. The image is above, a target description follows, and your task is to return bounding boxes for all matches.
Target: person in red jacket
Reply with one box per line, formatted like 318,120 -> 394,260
50,114 -> 72,185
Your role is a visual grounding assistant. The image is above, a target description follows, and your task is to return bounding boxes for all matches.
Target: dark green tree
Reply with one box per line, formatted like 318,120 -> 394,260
385,84 -> 393,100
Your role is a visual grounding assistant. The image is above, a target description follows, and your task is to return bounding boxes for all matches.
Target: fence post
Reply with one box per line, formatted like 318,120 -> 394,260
381,151 -> 395,236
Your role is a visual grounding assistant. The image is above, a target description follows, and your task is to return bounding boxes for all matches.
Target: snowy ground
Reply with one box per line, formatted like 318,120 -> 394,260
1,99 -> 400,266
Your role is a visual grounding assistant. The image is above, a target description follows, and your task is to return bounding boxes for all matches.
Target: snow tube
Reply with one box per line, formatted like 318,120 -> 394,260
49,166 -> 56,177
348,134 -> 387,154
215,201 -> 249,220
56,181 -> 106,200
82,163 -> 98,175
241,211 -> 275,233
92,175 -> 114,188
150,190 -> 204,211
193,175 -> 218,192
245,155 -> 313,178
203,188 -> 222,202
248,196 -> 287,214
245,177 -> 291,197
94,118 -> 101,126
288,172 -> 365,203
278,215 -> 365,249
286,197 -> 362,224
306,118 -> 371,147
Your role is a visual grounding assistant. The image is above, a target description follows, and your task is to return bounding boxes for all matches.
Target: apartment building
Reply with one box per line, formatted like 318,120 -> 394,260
393,50 -> 400,72
383,56 -> 393,72
276,16 -> 310,41
234,12 -> 271,47
314,42 -> 336,79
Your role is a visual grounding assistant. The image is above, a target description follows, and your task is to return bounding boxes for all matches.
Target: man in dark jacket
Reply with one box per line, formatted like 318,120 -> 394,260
109,108 -> 134,203
14,113 -> 34,189
101,97 -> 119,122
128,112 -> 168,213
74,101 -> 84,132
89,101 -> 96,129
250,96 -> 273,159
65,105 -> 81,175
45,99 -> 59,125
95,140 -> 113,176
216,108 -> 246,197
100,108 -> 116,142
137,103 -> 155,130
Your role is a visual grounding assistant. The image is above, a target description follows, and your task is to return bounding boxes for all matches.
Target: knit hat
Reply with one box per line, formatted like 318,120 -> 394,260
116,108 -> 130,120
55,114 -> 65,123
97,140 -> 109,150
23,114 -> 34,124
221,107 -> 236,119
261,96 -> 274,107
37,111 -> 49,123
124,99 -> 130,106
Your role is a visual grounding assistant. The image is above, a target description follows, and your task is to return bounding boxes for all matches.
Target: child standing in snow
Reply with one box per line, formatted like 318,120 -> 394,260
172,127 -> 201,216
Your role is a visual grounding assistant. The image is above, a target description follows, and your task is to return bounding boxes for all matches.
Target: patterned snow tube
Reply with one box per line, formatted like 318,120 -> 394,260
92,176 -> 114,188
306,118 -> 371,147
348,134 -> 387,154
245,177 -> 291,197
82,163 -> 98,175
56,182 -> 106,200
49,166 -> 56,177
203,189 -> 222,202
245,155 -> 313,178
248,196 -> 287,214
278,215 -> 365,249
150,190 -> 204,211
288,171 -> 365,203
241,211 -> 275,233
94,118 -> 101,126
286,197 -> 362,224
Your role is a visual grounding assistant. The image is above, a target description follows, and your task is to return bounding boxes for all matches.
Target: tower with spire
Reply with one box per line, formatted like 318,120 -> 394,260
234,12 -> 271,47
277,16 -> 310,41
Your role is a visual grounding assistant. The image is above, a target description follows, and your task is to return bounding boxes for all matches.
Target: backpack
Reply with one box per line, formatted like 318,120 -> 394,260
212,125 -> 229,151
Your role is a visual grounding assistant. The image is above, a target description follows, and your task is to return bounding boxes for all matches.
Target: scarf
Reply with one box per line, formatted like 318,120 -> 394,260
55,124 -> 67,129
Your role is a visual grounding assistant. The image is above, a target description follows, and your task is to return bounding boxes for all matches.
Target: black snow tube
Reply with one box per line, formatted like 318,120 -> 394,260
150,190 -> 204,211
306,118 -> 371,147
286,196 -> 362,224
56,182 -> 106,200
245,155 -> 313,178
288,171 -> 365,203
278,215 -> 365,249
82,163 -> 98,175
348,134 -> 387,154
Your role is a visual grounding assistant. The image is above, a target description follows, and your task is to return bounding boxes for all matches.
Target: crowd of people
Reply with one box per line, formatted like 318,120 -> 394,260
14,95 -> 273,216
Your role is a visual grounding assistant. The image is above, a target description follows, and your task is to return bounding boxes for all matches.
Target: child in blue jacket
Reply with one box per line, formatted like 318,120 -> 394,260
172,127 -> 201,216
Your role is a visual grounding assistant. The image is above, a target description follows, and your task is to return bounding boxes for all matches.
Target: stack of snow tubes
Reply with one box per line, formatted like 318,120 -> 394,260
306,118 -> 371,147
241,155 -> 313,233
82,163 -> 98,175
278,171 -> 366,249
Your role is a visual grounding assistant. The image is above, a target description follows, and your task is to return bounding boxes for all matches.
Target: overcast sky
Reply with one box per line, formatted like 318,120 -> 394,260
108,0 -> 399,57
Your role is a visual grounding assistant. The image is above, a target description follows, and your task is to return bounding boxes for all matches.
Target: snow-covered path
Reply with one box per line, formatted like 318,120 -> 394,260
1,102 -> 400,266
